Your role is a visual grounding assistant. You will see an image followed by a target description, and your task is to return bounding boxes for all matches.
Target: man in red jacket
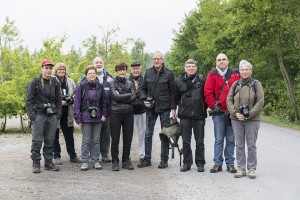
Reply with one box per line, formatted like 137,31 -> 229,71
204,53 -> 240,173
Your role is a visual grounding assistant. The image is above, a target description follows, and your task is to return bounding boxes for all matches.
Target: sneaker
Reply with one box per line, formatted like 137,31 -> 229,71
32,160 -> 41,173
70,157 -> 82,163
102,156 -> 111,163
227,165 -> 237,173
158,161 -> 168,169
122,161 -> 134,170
248,169 -> 256,179
234,169 -> 246,178
94,162 -> 102,170
44,162 -> 60,171
112,162 -> 119,171
54,158 -> 62,165
81,163 -> 89,171
197,165 -> 205,172
210,165 -> 222,173
138,160 -> 151,168
180,165 -> 191,172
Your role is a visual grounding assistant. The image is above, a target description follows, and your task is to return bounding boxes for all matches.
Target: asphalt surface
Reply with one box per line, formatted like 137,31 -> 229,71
0,117 -> 299,199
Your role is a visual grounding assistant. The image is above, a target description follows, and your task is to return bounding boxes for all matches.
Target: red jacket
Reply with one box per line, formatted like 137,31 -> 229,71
204,67 -> 240,113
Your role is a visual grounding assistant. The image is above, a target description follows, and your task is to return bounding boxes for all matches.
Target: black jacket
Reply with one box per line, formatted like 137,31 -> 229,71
129,74 -> 146,115
109,76 -> 136,114
26,75 -> 62,121
140,66 -> 176,113
175,73 -> 207,120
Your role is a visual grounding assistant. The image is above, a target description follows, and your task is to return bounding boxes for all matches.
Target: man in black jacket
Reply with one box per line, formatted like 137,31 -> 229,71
138,51 -> 176,169
26,59 -> 62,173
129,61 -> 146,162
175,59 -> 207,172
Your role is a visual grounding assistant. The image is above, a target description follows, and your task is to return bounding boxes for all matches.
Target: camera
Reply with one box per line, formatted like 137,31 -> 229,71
208,103 -> 222,116
240,104 -> 249,117
144,96 -> 155,110
62,89 -> 72,103
88,106 -> 98,118
43,103 -> 54,115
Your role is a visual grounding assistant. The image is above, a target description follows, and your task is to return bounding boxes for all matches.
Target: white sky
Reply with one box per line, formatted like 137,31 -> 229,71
0,0 -> 198,54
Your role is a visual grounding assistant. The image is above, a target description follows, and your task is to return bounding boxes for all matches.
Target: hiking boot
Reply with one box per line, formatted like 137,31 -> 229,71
44,162 -> 60,171
234,169 -> 246,178
81,163 -> 89,171
94,162 -> 102,170
197,165 -> 205,172
139,157 -> 144,163
32,160 -> 41,173
138,160 -> 151,168
180,165 -> 191,172
158,161 -> 168,169
70,157 -> 82,163
210,165 -> 222,173
248,169 -> 256,179
102,156 -> 111,163
122,161 -> 134,170
112,162 -> 119,171
54,158 -> 62,165
227,165 -> 237,173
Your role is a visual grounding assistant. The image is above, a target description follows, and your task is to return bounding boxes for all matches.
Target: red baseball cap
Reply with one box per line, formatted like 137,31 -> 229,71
41,59 -> 54,67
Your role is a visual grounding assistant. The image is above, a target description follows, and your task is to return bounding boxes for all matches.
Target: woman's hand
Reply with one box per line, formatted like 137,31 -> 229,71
235,112 -> 246,121
101,116 -> 106,122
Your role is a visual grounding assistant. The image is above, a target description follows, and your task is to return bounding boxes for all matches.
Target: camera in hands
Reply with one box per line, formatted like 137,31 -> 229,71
240,104 -> 249,118
62,89 -> 72,103
144,96 -> 154,110
43,103 -> 54,115
88,106 -> 98,118
208,103 -> 222,116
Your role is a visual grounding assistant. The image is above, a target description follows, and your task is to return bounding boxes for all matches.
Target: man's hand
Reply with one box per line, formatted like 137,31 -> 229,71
235,113 -> 246,121
61,101 -> 68,106
171,109 -> 177,119
107,76 -> 113,83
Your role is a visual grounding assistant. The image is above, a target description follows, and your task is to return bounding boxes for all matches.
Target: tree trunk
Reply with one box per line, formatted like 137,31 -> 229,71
20,114 -> 24,132
277,31 -> 299,122
1,115 -> 7,132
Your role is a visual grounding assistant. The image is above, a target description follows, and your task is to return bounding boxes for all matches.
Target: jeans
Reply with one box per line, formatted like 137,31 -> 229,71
31,114 -> 58,163
144,110 -> 170,162
181,118 -> 206,167
100,118 -> 111,157
212,113 -> 235,166
110,112 -> 134,163
231,120 -> 260,170
53,113 -> 77,159
81,122 -> 102,163
134,113 -> 146,158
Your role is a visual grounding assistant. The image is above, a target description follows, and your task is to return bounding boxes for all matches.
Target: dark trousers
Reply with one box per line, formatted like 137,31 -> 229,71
110,112 -> 134,163
180,118 -> 206,167
144,110 -> 170,162
100,118 -> 111,157
53,114 -> 77,159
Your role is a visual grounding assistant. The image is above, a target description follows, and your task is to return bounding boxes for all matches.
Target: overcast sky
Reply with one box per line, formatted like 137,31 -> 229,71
0,0 -> 199,54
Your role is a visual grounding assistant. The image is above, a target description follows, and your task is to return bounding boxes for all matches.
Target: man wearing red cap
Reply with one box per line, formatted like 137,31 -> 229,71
26,59 -> 62,173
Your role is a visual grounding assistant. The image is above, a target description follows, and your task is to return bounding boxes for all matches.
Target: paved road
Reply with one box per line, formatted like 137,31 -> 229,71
0,117 -> 299,199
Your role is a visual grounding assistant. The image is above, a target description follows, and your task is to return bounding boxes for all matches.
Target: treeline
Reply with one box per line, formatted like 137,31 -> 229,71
168,0 -> 300,122
0,17 -> 152,131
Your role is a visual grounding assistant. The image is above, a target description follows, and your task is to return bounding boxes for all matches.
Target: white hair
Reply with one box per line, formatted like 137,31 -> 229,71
239,60 -> 252,70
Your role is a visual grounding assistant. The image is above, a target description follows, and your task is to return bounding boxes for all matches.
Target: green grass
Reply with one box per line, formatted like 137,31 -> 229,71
261,115 -> 300,131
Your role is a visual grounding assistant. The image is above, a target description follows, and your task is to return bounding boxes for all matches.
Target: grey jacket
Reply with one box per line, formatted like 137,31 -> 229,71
227,77 -> 264,121
56,76 -> 76,127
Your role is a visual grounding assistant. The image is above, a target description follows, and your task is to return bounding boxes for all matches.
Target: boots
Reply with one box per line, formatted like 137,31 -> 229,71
32,160 -> 41,173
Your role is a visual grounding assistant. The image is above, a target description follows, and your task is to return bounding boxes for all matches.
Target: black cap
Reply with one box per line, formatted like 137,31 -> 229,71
131,61 -> 141,67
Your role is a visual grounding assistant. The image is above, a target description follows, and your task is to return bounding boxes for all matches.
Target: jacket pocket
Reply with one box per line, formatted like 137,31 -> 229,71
159,95 -> 171,110
159,79 -> 169,92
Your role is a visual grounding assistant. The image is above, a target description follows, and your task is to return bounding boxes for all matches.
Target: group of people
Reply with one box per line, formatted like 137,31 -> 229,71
26,51 -> 264,179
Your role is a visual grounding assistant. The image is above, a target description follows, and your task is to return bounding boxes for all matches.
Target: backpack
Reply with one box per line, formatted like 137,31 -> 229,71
232,79 -> 259,105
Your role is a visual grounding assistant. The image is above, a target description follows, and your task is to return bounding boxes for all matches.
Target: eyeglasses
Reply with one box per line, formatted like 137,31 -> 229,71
57,68 -> 66,71
239,68 -> 251,72
185,65 -> 197,68
217,58 -> 227,62
153,58 -> 162,61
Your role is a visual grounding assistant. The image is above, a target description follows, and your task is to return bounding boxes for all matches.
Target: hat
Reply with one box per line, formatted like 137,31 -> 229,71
41,59 -> 54,67
131,61 -> 141,67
